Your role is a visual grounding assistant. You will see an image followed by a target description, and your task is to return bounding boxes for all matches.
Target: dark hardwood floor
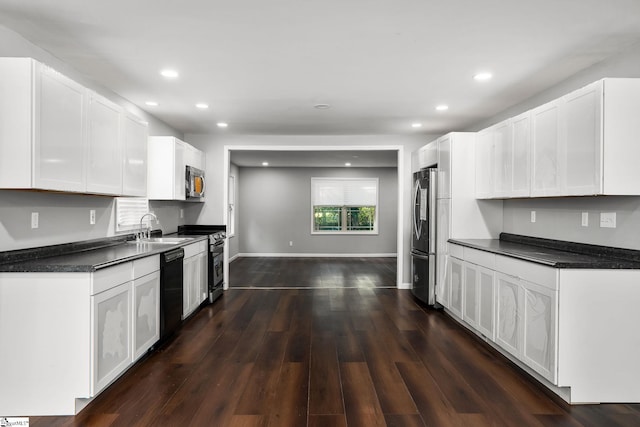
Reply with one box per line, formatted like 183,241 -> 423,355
229,257 -> 397,288
30,259 -> 640,427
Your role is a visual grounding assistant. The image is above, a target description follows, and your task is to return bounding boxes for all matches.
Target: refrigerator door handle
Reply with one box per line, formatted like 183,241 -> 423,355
411,251 -> 430,261
413,179 -> 422,239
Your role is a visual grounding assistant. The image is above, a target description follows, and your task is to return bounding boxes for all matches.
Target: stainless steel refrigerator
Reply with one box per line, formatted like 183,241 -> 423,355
411,167 -> 437,305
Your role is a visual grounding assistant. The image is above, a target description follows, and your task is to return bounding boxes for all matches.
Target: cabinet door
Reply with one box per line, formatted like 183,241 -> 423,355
183,255 -> 194,317
511,112 -> 531,197
437,135 -> 451,199
448,257 -> 464,319
35,65 -> 86,192
463,262 -> 478,328
531,101 -> 562,197
475,128 -> 494,199
563,81 -> 603,196
492,121 -> 511,197
436,254 -> 449,308
122,113 -> 148,197
174,140 -> 186,200
495,273 -> 523,357
86,92 -> 122,195
91,281 -> 132,395
190,253 -> 204,311
523,281 -> 557,383
477,266 -> 495,340
133,271 -> 160,360
435,199 -> 450,298
199,251 -> 208,303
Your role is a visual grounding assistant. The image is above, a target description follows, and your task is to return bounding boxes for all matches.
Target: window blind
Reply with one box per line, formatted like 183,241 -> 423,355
115,197 -> 150,232
311,178 -> 378,206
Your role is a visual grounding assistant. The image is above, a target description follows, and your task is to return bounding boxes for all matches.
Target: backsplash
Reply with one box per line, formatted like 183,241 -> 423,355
503,196 -> 640,250
0,190 -> 198,251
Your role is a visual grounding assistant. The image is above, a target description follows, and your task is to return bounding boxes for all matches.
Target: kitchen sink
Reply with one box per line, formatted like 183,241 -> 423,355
128,237 -> 193,245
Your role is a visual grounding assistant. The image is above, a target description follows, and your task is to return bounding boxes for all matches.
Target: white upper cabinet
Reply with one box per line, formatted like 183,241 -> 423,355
35,63 -> 87,192
474,127 -> 494,199
481,78 -> 640,199
147,136 -> 187,200
437,134 -> 452,199
184,143 -> 205,170
86,91 -> 123,195
476,113 -> 530,199
0,57 -> 148,196
531,100 -> 562,197
122,112 -> 149,197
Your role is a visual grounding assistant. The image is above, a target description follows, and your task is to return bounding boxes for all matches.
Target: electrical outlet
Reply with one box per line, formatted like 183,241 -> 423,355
180,209 -> 184,219
31,212 -> 39,229
581,212 -> 588,227
530,211 -> 536,223
600,212 -> 617,228
90,210 -> 96,225
289,241 -> 293,247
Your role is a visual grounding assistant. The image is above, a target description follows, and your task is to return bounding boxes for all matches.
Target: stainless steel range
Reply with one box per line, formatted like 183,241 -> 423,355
177,225 -> 226,304
208,231 -> 225,302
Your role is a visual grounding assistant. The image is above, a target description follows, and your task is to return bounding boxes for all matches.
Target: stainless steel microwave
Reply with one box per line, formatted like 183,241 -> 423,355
185,165 -> 205,201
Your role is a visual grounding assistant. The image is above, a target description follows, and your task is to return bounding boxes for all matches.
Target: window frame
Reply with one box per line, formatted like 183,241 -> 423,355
310,177 -> 379,235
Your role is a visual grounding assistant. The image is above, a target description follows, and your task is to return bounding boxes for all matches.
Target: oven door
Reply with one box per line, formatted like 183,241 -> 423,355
208,243 -> 224,302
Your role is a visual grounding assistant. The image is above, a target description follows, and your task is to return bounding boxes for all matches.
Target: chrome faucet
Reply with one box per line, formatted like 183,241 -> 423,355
138,212 -> 158,241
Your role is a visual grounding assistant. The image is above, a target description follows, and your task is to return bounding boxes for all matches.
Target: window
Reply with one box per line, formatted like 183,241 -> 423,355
115,197 -> 150,233
311,177 -> 378,234
228,175 -> 235,236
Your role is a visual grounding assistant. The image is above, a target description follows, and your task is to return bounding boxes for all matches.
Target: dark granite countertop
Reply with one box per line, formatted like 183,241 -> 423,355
0,234 -> 208,273
449,233 -> 640,269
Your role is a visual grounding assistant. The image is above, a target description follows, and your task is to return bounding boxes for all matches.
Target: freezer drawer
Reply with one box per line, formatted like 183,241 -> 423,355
411,251 -> 435,305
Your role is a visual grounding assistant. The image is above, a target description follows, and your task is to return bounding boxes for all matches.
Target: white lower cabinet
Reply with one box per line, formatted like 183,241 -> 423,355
90,257 -> 159,396
495,272 -> 524,358
448,245 -> 557,384
523,281 -> 557,383
183,241 -> 208,318
448,257 -> 464,318
133,270 -> 160,361
92,281 -> 132,395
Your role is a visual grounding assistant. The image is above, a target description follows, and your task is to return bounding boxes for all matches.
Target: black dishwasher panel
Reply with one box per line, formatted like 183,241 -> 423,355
159,247 -> 184,343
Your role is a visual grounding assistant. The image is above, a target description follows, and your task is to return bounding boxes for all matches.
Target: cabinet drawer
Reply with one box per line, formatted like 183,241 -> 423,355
183,240 -> 207,258
133,255 -> 159,279
91,261 -> 133,295
463,247 -> 496,269
495,255 -> 557,290
449,243 -> 464,259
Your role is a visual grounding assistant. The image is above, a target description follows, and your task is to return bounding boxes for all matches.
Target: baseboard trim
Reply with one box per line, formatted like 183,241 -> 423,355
236,253 -> 397,258
229,253 -> 240,263
398,282 -> 412,290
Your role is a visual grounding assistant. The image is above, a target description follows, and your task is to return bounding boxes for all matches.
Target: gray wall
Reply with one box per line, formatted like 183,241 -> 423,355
236,167 -> 397,255
468,41 -> 640,250
184,134 -> 430,285
0,25 -> 187,251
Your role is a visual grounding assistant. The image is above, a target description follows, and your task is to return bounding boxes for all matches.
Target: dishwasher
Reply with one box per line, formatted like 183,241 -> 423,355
159,247 -> 184,343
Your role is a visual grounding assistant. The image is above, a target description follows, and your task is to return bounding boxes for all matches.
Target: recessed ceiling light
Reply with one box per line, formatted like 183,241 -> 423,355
314,103 -> 331,109
345,162 -> 352,167
145,101 -> 158,106
217,122 -> 228,128
435,105 -> 449,111
411,123 -> 423,128
262,162 -> 269,166
473,72 -> 493,81
160,69 -> 179,79
195,103 -> 209,109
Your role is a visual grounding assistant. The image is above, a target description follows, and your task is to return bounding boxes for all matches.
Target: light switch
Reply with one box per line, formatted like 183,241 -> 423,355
600,212 -> 616,228
530,211 -> 536,223
90,210 -> 96,225
31,212 -> 39,229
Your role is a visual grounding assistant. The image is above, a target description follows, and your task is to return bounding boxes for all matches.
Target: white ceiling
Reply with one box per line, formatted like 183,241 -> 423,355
1,0 -> 640,137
